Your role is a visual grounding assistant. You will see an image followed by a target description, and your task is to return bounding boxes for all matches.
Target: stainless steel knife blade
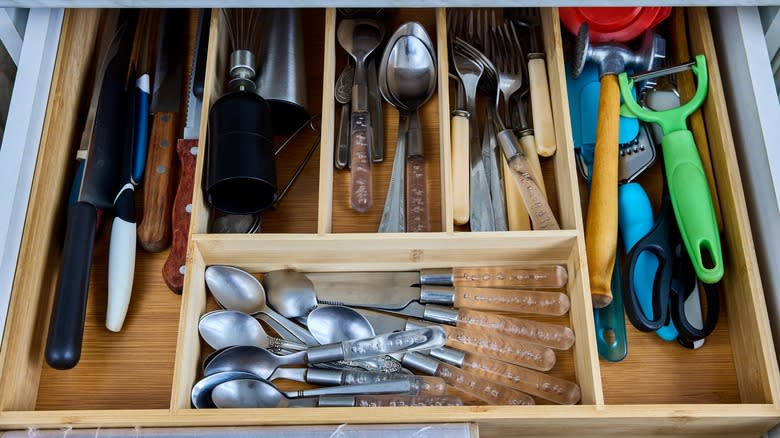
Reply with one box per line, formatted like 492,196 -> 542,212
183,9 -> 208,140
352,308 -> 411,335
151,9 -> 188,113
77,17 -> 133,209
305,271 -> 422,307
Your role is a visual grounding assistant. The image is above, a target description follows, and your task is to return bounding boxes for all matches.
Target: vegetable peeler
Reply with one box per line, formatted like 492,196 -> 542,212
618,55 -> 723,284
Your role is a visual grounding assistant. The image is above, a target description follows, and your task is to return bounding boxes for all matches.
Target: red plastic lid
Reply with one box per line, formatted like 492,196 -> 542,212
559,7 -> 671,43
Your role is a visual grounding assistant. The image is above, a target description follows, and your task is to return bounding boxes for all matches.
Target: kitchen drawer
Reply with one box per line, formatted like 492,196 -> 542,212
0,6 -> 778,438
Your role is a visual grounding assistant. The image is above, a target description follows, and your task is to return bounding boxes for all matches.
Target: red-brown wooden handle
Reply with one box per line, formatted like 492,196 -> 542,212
162,139 -> 197,294
139,111 -> 179,252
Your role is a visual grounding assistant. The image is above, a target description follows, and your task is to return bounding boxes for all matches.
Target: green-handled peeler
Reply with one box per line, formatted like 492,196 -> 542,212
618,55 -> 723,284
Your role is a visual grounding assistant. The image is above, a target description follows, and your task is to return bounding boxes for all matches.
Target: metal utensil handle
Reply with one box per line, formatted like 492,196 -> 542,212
286,379 -> 412,399
341,327 -> 447,361
456,309 -> 574,350
368,57 -> 384,163
350,110 -> 373,212
262,306 -> 319,346
336,104 -> 350,169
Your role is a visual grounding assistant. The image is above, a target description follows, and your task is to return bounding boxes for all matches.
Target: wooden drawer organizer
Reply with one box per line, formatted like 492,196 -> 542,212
0,6 -> 778,437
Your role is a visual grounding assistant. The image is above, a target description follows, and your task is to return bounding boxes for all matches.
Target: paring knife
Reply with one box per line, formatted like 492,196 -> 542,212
128,10 -> 156,185
138,9 -> 188,253
402,352 -> 535,405
106,12 -> 158,332
357,308 -> 557,371
46,11 -> 138,370
162,9 -> 210,294
307,273 -> 570,316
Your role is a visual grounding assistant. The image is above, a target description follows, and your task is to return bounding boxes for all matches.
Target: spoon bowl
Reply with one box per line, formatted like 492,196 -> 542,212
198,309 -> 306,352
191,370 -> 258,409
262,269 -> 318,319
307,305 -> 375,344
213,378 -> 288,408
205,265 -> 319,345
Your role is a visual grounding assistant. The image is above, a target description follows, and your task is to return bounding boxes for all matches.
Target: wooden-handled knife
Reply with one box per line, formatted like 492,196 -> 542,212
138,9 -> 189,253
46,11 -> 137,370
163,9 -> 209,294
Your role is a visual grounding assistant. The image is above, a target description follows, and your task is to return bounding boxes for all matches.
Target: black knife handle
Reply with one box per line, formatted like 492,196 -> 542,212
45,201 -> 98,370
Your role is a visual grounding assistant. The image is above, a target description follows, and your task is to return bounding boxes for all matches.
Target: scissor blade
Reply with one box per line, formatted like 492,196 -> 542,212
305,271 -> 422,308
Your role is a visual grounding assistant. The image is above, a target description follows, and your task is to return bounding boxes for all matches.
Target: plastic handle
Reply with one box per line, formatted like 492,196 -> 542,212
618,183 -> 677,341
406,110 -> 428,232
335,104 -> 350,169
406,155 -> 429,232
352,395 -> 463,407
338,371 -> 446,396
293,379 -> 412,398
138,111 -> 178,252
350,110 -> 373,212
455,309 -> 575,350
501,145 -> 559,230
503,156 -> 530,230
131,74 -> 150,184
162,139 -> 198,294
435,362 -> 535,405
450,265 -> 568,289
441,324 -> 556,371
460,352 -> 581,404
106,183 -> 137,332
585,74 -> 620,308
518,133 -> 547,196
451,112 -> 470,225
46,201 -> 98,369
528,58 -> 556,157
663,130 -> 724,283
453,286 -> 570,316
341,327 -> 447,360
594,257 -> 629,362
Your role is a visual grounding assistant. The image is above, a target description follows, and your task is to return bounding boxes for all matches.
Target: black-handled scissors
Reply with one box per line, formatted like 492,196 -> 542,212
623,185 -> 719,343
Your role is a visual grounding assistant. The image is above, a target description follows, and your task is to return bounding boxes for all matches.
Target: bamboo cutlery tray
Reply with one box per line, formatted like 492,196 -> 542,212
0,6 -> 778,438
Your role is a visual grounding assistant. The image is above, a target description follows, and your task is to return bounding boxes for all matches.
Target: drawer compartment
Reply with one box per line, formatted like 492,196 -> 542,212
0,6 -> 777,438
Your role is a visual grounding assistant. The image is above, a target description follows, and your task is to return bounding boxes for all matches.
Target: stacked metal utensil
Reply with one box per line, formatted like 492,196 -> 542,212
447,9 -> 559,231
191,264 -> 581,407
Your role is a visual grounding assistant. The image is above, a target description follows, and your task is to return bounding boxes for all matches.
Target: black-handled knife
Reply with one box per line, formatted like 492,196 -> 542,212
45,11 -> 137,370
